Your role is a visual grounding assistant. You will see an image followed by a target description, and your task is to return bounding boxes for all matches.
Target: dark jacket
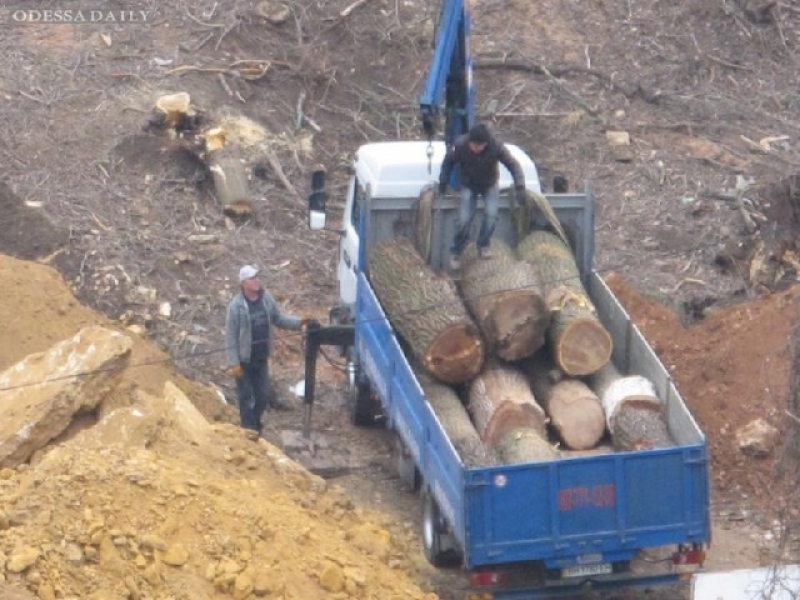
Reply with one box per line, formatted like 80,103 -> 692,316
439,132 -> 525,194
225,290 -> 300,366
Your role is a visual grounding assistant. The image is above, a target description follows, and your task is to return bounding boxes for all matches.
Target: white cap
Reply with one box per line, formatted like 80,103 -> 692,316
238,265 -> 260,282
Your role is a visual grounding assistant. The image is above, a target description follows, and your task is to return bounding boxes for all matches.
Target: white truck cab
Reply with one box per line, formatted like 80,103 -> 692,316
312,140 -> 543,310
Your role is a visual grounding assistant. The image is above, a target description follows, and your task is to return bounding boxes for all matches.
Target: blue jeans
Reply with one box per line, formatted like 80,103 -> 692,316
451,184 -> 500,255
235,361 -> 275,432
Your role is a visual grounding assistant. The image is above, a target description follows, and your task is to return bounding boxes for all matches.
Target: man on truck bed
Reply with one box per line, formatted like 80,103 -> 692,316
438,122 -> 526,270
225,265 -> 310,437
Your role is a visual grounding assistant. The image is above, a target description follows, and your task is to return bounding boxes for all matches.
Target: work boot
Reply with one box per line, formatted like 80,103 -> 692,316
449,254 -> 461,271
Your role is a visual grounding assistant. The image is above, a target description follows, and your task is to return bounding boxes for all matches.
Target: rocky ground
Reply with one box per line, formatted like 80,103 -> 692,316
0,0 -> 800,598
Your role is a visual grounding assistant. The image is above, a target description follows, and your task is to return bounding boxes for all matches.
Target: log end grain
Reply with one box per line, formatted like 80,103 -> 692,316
484,402 -> 548,447
553,315 -> 613,376
487,291 -> 550,361
424,324 -> 485,384
547,380 -> 607,450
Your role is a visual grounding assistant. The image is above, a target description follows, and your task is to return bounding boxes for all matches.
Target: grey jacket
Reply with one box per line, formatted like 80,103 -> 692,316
225,291 -> 301,366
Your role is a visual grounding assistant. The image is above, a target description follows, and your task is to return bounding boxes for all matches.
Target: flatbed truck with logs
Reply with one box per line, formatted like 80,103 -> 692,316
302,139 -> 711,598
299,0 -> 711,596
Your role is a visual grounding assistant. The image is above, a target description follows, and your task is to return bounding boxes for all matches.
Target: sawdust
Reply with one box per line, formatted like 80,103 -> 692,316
0,255 -> 438,599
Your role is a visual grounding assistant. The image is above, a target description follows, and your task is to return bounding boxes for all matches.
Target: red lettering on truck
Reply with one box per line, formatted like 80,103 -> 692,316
559,484 -> 616,510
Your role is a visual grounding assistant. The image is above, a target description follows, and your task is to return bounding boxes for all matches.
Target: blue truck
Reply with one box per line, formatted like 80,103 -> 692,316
300,1 -> 712,597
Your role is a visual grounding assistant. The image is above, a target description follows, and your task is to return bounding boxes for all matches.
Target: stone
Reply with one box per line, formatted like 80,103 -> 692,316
233,573 -> 254,600
162,543 -> 189,567
37,583 -> 56,600
6,546 -> 40,573
319,561 -> 346,593
0,326 -> 133,468
736,418 -> 779,458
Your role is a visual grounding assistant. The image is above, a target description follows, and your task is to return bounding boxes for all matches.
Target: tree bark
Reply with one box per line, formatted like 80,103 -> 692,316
368,236 -> 485,384
415,369 -> 497,467
468,362 -> 556,463
516,231 -> 613,376
458,241 -> 550,361
587,363 -> 674,451
204,127 -> 253,217
526,357 -> 606,450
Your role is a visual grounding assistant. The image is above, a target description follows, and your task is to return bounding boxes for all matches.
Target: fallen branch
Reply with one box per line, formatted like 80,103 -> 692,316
340,0 -> 375,17
475,58 -> 663,105
264,148 -> 300,199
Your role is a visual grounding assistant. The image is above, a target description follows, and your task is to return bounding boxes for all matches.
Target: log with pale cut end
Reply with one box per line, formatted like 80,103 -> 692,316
560,444 -> 614,458
468,362 -> 548,447
415,369 -> 497,467
368,236 -> 484,384
458,242 -> 550,361
526,357 -> 606,451
516,231 -> 612,376
204,127 -> 253,217
586,363 -> 674,451
496,428 -> 559,464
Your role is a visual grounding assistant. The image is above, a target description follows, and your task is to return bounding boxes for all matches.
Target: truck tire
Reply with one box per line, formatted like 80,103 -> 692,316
421,491 -> 463,568
394,434 -> 420,492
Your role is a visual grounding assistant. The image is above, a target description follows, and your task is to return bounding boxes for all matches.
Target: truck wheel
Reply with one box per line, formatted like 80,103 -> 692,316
394,434 -> 420,492
421,491 -> 462,568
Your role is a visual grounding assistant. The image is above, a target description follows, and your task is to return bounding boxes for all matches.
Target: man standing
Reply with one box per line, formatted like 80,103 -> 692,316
438,122 -> 526,269
225,265 -> 308,436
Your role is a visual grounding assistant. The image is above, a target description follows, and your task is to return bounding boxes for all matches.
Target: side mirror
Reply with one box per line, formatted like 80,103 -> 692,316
308,166 -> 327,231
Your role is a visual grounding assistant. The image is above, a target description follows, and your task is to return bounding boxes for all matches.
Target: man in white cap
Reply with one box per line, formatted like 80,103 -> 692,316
225,265 -> 310,435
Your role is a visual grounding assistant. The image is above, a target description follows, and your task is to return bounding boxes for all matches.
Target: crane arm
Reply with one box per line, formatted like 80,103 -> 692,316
418,0 -> 476,152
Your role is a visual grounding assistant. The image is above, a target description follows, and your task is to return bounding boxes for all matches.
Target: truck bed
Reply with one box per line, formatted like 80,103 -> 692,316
355,189 -> 711,572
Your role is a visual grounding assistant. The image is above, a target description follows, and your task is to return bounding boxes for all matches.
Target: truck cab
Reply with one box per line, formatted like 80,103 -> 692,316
317,140 -> 544,311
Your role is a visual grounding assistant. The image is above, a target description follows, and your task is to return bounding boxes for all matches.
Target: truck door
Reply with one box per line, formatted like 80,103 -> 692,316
337,178 -> 362,306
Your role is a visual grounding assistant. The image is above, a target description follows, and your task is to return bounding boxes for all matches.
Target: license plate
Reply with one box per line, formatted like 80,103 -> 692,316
562,563 -> 613,578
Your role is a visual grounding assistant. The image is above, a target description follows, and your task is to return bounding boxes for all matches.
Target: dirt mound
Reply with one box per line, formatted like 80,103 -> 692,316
606,272 -> 800,512
0,255 -> 437,599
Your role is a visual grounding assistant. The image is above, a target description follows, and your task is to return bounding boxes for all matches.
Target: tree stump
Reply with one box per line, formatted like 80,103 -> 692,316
587,363 -> 674,451
526,357 -> 606,450
458,241 -> 550,361
468,362 -> 557,464
368,236 -> 485,384
415,369 -> 497,467
516,231 -> 612,376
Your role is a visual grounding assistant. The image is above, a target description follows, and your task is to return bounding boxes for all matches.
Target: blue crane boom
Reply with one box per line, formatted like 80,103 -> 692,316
418,0 -> 476,155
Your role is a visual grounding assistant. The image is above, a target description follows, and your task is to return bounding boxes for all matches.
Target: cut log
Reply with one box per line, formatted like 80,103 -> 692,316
526,357 -> 606,450
512,188 -> 570,247
468,362 -> 556,463
368,236 -> 485,384
495,428 -> 559,464
516,231 -> 612,376
415,369 -> 497,467
561,444 -> 614,458
459,242 -> 551,361
587,363 -> 674,451
203,127 -> 253,217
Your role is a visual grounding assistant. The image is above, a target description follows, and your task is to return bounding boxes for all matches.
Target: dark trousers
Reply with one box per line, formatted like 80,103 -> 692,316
236,360 -> 275,432
451,184 -> 500,255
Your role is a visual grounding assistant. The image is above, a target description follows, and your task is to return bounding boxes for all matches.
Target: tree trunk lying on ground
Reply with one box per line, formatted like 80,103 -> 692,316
468,362 -> 557,464
525,356 -> 607,450
458,241 -> 550,361
368,236 -> 485,384
203,127 -> 253,217
587,363 -> 674,451
415,369 -> 497,467
516,231 -> 612,376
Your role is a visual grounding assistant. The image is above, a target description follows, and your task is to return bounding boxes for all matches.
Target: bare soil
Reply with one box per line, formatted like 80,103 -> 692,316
1,0 -> 800,597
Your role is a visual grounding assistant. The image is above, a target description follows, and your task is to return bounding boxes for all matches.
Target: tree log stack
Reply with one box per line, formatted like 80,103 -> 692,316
458,241 -> 550,361
587,363 -> 674,451
525,356 -> 607,451
415,369 -> 497,467
516,231 -> 613,376
468,362 -> 558,464
368,236 -> 485,385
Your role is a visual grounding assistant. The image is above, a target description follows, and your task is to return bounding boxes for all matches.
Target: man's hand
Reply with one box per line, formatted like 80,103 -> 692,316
515,184 -> 526,194
229,364 -> 243,379
300,317 -> 318,332
438,184 -> 447,197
